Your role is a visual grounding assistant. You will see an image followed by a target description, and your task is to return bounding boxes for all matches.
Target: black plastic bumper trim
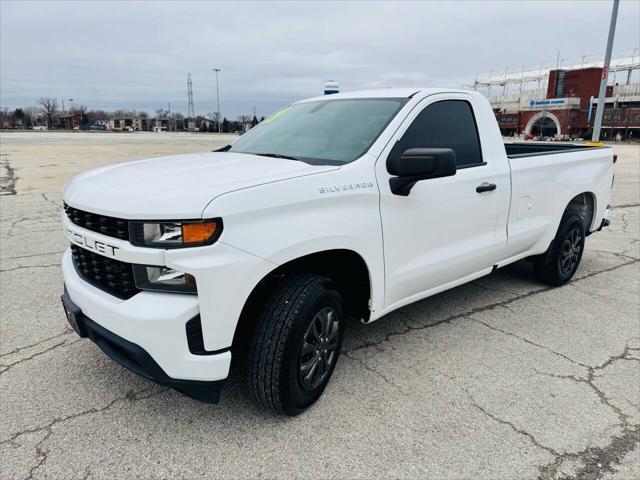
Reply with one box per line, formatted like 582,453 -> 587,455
595,218 -> 611,234
61,291 -> 225,403
185,315 -> 230,356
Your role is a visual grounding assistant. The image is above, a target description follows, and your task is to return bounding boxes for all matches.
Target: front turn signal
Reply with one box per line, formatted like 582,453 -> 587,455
182,221 -> 220,245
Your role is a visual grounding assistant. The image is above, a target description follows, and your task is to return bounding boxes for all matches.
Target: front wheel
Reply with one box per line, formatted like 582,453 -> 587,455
248,274 -> 344,415
532,213 -> 585,286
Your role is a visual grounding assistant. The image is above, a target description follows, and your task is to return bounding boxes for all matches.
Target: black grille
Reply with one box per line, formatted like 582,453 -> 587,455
64,204 -> 129,241
71,244 -> 139,299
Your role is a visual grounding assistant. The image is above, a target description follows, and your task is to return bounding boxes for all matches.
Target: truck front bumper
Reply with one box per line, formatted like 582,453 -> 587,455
61,291 -> 224,403
61,249 -> 232,401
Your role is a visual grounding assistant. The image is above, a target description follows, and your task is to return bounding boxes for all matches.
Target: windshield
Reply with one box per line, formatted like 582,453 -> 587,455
228,98 -> 407,165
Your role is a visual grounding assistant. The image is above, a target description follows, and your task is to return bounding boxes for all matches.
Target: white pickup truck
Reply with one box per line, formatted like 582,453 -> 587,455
61,88 -> 614,415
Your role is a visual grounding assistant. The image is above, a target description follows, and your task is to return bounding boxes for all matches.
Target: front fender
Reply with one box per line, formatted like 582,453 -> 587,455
202,163 -> 385,317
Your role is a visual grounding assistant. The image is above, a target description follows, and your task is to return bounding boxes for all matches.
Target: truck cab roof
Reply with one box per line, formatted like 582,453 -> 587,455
297,88 -> 476,103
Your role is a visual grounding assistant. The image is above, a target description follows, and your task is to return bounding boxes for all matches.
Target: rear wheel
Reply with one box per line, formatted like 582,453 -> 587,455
248,274 -> 344,415
533,214 -> 585,286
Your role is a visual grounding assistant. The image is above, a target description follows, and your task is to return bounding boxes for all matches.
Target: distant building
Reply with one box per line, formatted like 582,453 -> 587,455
109,116 -> 149,131
187,119 -> 212,132
1,118 -> 23,129
53,113 -> 82,129
154,117 -> 185,132
475,52 -> 639,140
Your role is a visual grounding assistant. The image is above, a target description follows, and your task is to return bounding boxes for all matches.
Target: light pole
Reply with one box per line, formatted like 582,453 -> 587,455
592,0 -> 620,142
68,98 -> 75,128
213,68 -> 221,133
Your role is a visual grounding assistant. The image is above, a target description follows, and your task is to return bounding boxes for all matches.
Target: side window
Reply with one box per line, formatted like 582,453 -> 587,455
398,100 -> 484,167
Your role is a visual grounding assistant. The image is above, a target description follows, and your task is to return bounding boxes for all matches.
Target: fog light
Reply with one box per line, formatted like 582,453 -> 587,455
133,265 -> 197,294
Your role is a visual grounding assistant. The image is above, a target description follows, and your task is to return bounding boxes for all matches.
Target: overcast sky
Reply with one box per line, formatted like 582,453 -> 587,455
1,0 -> 639,119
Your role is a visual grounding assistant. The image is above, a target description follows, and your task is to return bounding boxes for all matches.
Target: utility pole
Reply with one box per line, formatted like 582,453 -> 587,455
592,0 -> 620,142
61,98 -> 66,129
68,98 -> 75,128
213,68 -> 221,133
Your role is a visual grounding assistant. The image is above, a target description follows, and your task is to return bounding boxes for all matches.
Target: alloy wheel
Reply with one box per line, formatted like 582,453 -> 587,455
560,226 -> 582,275
298,306 -> 340,391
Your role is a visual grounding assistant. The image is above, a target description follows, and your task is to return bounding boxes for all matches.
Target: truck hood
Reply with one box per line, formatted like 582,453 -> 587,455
64,152 -> 339,219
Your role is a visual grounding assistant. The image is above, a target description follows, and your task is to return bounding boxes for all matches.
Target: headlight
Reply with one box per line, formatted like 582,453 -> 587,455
133,265 -> 197,294
129,219 -> 222,248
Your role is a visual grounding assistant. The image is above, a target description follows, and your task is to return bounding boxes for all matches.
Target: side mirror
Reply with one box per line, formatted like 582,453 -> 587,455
387,147 -> 457,196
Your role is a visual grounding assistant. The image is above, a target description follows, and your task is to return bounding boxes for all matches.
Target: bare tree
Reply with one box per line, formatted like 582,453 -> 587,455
22,106 -> 37,127
238,114 -> 253,132
0,106 -> 9,128
86,109 -> 109,123
205,111 -> 219,131
38,97 -> 58,128
72,104 -> 88,115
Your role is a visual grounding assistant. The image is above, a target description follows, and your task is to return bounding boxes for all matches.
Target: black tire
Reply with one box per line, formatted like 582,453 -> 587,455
248,274 -> 344,416
532,213 -> 585,286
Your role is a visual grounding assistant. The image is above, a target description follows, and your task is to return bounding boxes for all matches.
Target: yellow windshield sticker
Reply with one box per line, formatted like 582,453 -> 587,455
263,106 -> 291,124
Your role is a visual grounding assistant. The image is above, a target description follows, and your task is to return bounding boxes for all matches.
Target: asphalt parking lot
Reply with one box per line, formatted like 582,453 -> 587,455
1,132 -> 639,480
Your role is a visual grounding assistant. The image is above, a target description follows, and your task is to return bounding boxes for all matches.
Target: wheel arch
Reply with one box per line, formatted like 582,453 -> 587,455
232,249 -> 372,349
564,191 -> 596,233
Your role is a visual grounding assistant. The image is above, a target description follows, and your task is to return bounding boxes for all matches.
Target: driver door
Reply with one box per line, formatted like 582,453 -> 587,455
376,94 -> 510,309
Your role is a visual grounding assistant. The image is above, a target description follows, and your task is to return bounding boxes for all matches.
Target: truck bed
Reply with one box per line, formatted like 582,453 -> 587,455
505,142 -> 605,159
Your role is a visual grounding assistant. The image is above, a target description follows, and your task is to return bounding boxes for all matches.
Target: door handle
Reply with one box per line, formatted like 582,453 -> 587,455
476,182 -> 497,193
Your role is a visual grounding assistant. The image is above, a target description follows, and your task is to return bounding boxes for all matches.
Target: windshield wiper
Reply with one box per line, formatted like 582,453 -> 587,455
253,152 -> 302,161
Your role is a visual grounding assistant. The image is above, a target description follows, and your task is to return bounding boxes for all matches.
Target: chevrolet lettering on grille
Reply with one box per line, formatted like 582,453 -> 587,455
65,226 -> 120,258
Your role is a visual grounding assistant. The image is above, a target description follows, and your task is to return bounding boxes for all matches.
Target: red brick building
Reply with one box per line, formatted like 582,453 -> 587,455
491,66 -> 639,140
53,113 -> 82,129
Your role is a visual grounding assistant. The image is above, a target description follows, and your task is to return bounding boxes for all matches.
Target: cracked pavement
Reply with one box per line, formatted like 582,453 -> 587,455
1,133 -> 639,479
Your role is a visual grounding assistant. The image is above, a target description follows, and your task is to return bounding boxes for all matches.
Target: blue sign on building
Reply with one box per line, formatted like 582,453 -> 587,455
529,99 -> 566,107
